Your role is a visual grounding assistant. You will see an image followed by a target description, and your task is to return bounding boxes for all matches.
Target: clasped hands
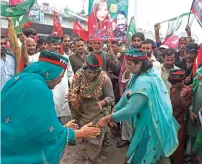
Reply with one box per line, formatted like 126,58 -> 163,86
63,116 -> 116,138
96,115 -> 117,129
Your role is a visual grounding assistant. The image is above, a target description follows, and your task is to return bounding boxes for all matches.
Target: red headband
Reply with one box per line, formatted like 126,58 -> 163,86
39,57 -> 67,69
168,76 -> 185,80
86,61 -> 100,67
125,55 -> 148,60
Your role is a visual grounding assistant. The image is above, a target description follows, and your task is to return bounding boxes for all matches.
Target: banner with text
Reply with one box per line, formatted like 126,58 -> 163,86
88,0 -> 128,41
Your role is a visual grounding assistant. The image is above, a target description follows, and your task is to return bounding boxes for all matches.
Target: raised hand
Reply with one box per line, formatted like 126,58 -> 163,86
154,23 -> 161,31
19,33 -> 26,44
7,17 -> 14,27
185,25 -> 191,36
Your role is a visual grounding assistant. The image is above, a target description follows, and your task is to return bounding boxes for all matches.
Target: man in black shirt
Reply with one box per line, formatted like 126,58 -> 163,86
176,42 -> 199,85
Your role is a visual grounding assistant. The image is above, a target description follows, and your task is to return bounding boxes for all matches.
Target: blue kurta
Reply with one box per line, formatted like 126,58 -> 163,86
1,61 -> 75,164
112,68 -> 180,164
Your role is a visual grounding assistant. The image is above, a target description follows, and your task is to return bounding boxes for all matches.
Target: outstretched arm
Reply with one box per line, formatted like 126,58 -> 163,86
97,94 -> 148,127
112,93 -> 148,122
8,17 -> 21,73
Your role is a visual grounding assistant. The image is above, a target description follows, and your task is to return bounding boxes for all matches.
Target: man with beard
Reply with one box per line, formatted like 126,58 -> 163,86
141,39 -> 161,76
37,37 -> 47,52
131,32 -> 145,49
89,40 -> 118,73
21,37 -> 37,66
21,35 -> 74,125
87,41 -> 94,53
176,43 -> 199,85
69,38 -> 87,73
161,48 -> 179,92
113,11 -> 127,40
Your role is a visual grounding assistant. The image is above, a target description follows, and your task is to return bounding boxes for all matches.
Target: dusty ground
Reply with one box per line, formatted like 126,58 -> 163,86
61,136 -> 128,164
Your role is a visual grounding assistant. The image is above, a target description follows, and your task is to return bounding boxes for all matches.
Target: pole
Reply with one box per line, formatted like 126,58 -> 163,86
187,0 -> 195,26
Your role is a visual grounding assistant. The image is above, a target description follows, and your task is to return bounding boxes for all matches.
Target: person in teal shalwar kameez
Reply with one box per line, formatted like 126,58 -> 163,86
1,51 -> 100,164
97,49 -> 180,164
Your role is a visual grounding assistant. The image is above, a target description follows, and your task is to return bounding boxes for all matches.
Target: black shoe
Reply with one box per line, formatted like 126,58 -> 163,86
69,141 -> 76,146
116,140 -> 129,148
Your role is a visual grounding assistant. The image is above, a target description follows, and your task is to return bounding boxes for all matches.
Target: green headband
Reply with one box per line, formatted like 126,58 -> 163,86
48,38 -> 61,44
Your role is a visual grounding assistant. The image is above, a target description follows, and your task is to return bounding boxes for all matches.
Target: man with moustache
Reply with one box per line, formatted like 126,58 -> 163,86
113,11 -> 127,40
69,38 -> 87,73
21,37 -> 38,65
131,32 -> 145,49
87,41 -> 94,53
89,40 -> 118,73
37,37 -> 47,52
61,34 -> 73,56
176,43 -> 199,85
141,39 -> 161,76
161,48 -> 179,92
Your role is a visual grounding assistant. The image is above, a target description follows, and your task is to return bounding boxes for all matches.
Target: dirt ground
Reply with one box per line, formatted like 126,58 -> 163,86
61,136 -> 128,164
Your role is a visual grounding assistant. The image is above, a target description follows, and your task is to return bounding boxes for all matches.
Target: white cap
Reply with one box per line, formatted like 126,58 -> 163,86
159,45 -> 169,49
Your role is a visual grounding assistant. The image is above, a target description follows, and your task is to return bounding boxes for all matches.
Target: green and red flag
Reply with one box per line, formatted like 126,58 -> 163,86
1,0 -> 36,17
191,0 -> 202,28
13,15 -> 30,33
193,45 -> 202,76
162,12 -> 194,48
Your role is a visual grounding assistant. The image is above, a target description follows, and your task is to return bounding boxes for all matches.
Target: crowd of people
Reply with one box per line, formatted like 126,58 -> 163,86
1,17 -> 202,164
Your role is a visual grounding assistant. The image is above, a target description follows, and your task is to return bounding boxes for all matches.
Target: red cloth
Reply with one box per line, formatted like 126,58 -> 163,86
193,46 -> 202,76
163,35 -> 180,49
51,11 -> 63,38
23,22 -> 31,28
20,57 -> 25,71
51,11 -> 64,55
171,123 -> 185,164
73,21 -> 88,41
9,0 -> 23,5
